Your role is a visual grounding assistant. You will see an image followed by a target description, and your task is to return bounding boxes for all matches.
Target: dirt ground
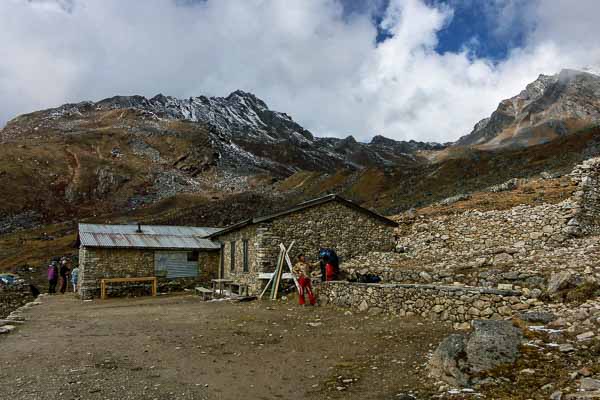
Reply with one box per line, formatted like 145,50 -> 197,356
0,294 -> 452,400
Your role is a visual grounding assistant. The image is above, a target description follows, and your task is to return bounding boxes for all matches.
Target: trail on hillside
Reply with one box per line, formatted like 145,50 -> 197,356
65,147 -> 82,192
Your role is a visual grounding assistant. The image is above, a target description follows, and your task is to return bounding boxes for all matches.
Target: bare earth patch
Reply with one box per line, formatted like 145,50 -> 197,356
0,294 -> 452,400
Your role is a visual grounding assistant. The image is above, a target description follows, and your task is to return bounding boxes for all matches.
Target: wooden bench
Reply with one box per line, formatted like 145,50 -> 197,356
211,278 -> 233,298
195,286 -> 213,301
226,282 -> 249,297
100,277 -> 157,300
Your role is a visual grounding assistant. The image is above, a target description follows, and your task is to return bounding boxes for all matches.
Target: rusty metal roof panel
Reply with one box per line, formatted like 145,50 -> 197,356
78,224 -> 220,250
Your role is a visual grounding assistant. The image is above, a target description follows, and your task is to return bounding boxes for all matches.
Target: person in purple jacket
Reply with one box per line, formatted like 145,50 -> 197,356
47,261 -> 58,294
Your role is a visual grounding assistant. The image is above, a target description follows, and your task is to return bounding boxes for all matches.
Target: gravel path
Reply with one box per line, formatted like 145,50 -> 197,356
0,294 -> 451,399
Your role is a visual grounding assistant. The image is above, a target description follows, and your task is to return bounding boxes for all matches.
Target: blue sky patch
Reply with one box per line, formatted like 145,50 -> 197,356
362,0 -> 529,61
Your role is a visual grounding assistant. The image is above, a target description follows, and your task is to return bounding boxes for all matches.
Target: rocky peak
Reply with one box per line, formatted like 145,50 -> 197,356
369,135 -> 446,152
456,69 -> 600,148
225,90 -> 268,110
517,73 -> 558,102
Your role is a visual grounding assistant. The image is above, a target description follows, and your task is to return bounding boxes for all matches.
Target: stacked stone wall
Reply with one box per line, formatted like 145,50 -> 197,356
78,247 -> 217,299
219,225 -> 266,294
341,252 -> 548,290
396,203 -> 574,263
396,157 -> 600,264
567,158 -> 600,236
329,158 -> 600,324
267,201 -> 396,265
216,200 -> 396,295
0,290 -> 33,319
321,281 -> 535,325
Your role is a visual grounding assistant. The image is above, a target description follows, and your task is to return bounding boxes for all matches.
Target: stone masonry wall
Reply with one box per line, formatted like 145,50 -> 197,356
78,247 -> 155,299
567,158 -> 600,236
341,252 -> 549,290
0,290 -> 33,319
264,201 -> 396,272
321,281 -> 535,326
78,247 -> 216,299
396,157 -> 600,264
218,224 -> 267,294
396,202 -> 573,263
216,200 -> 396,295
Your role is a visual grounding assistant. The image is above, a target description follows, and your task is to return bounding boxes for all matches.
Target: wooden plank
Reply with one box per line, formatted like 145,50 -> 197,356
100,276 -> 157,300
101,277 -> 156,283
281,242 -> 299,291
271,241 -> 295,300
284,252 -> 300,291
270,247 -> 286,300
260,246 -> 284,299
258,272 -> 294,280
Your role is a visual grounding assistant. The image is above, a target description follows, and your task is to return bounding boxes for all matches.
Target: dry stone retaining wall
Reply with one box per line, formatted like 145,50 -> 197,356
567,158 -> 600,236
396,157 -> 600,264
320,281 -> 535,325
341,244 -> 600,292
342,255 -> 546,291
396,202 -> 574,263
0,290 -> 33,319
327,158 -> 600,325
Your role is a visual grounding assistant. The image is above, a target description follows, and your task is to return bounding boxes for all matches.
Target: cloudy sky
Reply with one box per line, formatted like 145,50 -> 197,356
1,0 -> 599,142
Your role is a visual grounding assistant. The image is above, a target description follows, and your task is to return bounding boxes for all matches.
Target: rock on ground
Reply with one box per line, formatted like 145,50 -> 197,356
429,320 -> 523,387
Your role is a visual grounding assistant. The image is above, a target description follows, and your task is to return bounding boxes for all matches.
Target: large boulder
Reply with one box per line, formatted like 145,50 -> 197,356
466,320 -> 523,373
428,334 -> 469,387
429,320 -> 523,387
547,271 -> 575,294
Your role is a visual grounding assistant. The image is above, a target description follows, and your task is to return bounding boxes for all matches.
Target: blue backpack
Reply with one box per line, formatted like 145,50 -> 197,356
318,248 -> 339,273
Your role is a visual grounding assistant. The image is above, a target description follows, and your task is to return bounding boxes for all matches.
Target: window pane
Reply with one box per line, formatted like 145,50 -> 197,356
187,251 -> 199,262
243,240 -> 249,272
230,241 -> 236,271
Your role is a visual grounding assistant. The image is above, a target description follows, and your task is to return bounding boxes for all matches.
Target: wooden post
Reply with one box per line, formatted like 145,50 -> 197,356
270,248 -> 285,300
152,277 -> 157,297
100,279 -> 106,300
284,252 -> 300,291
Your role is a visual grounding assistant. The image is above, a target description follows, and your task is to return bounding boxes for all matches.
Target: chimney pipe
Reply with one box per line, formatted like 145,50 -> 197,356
136,223 -> 142,233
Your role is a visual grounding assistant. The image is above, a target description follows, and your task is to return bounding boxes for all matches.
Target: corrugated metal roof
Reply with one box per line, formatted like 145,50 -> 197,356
78,224 -> 221,250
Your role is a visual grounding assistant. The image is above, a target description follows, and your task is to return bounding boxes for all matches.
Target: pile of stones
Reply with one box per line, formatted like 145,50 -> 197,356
0,294 -> 42,335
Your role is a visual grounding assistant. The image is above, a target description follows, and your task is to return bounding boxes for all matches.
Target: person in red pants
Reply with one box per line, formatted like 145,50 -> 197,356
293,254 -> 316,306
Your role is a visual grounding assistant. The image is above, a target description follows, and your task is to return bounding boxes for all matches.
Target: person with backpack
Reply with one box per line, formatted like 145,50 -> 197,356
47,261 -> 58,294
319,248 -> 339,281
59,257 -> 71,294
323,256 -> 336,281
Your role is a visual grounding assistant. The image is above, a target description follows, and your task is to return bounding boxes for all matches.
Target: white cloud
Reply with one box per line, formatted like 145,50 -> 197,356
0,0 -> 599,142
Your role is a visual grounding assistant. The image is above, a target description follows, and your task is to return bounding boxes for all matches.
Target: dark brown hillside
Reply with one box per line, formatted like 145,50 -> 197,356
276,125 -> 600,213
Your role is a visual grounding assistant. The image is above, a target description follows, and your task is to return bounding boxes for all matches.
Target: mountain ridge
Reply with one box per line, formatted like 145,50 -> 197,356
456,69 -> 600,148
1,69 -> 600,236
1,89 -> 446,174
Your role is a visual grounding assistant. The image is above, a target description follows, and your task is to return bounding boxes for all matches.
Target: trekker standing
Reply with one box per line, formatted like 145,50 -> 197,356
47,261 -> 58,294
324,255 -> 336,282
59,257 -> 70,294
293,254 -> 316,306
71,265 -> 79,293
